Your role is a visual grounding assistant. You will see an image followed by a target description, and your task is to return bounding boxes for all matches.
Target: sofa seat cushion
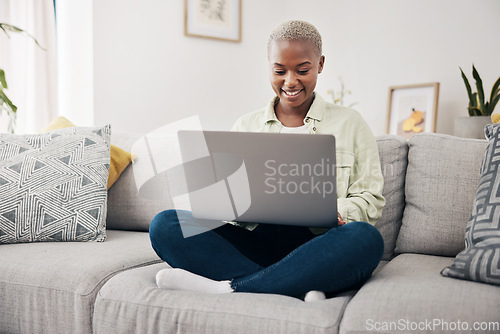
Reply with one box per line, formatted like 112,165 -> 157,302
339,254 -> 500,334
93,263 -> 354,334
0,230 -> 160,334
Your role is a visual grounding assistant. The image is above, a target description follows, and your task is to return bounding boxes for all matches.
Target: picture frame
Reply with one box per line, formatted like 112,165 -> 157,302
386,82 -> 440,139
184,0 -> 242,42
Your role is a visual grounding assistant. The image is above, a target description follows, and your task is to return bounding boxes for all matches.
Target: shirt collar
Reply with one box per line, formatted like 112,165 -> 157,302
263,93 -> 326,124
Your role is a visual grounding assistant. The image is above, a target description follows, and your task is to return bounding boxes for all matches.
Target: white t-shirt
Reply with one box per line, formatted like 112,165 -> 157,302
280,123 -> 309,134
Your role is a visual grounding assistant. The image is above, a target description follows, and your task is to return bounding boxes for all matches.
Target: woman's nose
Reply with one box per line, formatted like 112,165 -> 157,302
285,73 -> 298,87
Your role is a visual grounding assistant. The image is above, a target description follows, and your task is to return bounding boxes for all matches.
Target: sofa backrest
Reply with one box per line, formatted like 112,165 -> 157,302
107,131 -> 411,253
108,132 -> 410,238
106,131 -> 171,232
106,131 -> 488,261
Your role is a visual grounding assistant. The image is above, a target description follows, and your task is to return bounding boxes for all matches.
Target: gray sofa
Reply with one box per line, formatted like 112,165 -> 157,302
1,131 -> 499,334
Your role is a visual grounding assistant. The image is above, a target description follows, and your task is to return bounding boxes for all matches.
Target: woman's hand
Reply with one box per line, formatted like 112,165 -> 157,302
337,212 -> 346,226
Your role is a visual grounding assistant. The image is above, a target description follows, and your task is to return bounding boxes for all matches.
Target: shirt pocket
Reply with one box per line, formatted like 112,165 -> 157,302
336,150 -> 355,198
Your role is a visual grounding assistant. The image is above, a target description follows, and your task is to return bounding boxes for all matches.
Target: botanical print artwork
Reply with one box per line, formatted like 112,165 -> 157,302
185,0 -> 241,42
196,0 -> 231,28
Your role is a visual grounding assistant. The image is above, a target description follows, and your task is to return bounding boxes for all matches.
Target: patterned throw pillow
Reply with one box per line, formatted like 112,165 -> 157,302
441,123 -> 500,285
40,117 -> 133,189
0,125 -> 111,244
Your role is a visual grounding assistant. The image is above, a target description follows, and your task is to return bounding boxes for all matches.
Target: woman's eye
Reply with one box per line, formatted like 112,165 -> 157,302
298,69 -> 310,75
274,70 -> 285,75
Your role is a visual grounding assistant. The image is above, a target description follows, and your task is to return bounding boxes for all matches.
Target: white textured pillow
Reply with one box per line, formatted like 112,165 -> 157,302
0,125 -> 111,244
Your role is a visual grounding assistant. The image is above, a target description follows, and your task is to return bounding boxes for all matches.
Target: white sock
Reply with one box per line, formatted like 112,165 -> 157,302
304,290 -> 326,302
156,268 -> 234,294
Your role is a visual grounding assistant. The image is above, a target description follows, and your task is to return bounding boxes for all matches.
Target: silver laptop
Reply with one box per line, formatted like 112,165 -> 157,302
177,130 -> 338,228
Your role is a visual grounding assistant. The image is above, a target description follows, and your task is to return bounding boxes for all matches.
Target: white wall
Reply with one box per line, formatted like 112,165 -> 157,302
56,0 -> 94,126
93,0 -> 280,134
91,0 -> 500,136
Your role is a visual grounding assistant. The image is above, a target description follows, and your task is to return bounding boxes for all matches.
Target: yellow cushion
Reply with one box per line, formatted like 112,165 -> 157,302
41,116 -> 76,131
491,114 -> 500,124
41,117 -> 133,189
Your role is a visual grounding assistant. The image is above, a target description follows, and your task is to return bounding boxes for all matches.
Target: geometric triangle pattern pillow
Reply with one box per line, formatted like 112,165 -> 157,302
0,125 -> 111,244
40,116 -> 133,189
441,123 -> 500,285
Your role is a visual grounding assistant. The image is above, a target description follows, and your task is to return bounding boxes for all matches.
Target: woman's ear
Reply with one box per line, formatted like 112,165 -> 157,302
318,55 -> 325,74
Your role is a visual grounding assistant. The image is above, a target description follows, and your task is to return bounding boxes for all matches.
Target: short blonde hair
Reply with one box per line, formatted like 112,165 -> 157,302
268,20 -> 322,56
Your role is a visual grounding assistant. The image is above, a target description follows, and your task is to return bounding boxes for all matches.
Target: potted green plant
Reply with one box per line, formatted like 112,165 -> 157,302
454,65 -> 500,138
0,22 -> 44,133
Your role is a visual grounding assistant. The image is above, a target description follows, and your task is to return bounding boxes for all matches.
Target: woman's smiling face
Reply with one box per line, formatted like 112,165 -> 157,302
268,39 -> 325,112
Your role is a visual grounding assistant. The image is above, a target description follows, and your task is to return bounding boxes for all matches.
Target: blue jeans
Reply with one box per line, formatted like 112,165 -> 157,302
149,210 -> 384,298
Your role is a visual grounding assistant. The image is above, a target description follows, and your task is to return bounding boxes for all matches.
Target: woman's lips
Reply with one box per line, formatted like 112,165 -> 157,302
282,89 -> 303,99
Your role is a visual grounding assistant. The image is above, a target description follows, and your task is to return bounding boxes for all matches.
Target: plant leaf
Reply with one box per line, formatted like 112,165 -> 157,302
471,92 -> 478,107
484,101 -> 493,116
489,94 -> 500,115
460,67 -> 474,105
0,25 -> 10,37
0,23 -> 46,50
489,75 -> 500,111
472,65 -> 486,115
0,69 -> 7,89
0,23 -> 24,33
468,106 -> 481,116
468,93 -> 479,116
0,89 -> 17,113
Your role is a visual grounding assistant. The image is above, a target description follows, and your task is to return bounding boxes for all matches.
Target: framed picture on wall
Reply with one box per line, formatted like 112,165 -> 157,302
386,82 -> 440,139
184,0 -> 242,42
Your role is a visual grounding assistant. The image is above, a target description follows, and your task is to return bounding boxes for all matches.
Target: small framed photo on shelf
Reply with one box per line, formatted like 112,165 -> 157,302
184,0 -> 242,42
386,82 -> 440,139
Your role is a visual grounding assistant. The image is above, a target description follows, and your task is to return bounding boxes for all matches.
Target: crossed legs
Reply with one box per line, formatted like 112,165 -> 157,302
149,210 -> 384,298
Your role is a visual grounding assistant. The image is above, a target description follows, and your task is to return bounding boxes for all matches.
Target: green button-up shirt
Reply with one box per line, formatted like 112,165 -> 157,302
231,93 -> 385,231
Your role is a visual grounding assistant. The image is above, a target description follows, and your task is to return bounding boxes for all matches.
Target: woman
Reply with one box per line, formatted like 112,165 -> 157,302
149,20 -> 385,301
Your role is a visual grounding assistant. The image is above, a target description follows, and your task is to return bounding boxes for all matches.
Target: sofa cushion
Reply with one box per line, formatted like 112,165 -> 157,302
93,262 -> 354,334
442,124 -> 500,285
0,125 -> 111,244
339,254 -> 500,334
396,133 -> 487,256
106,131 -> 173,231
0,230 -> 160,334
375,135 -> 408,260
